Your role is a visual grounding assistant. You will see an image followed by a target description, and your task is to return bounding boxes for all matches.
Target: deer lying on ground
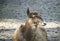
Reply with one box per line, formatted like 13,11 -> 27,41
12,8 -> 47,41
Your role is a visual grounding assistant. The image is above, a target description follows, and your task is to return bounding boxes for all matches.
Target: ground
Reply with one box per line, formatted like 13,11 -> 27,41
0,19 -> 59,41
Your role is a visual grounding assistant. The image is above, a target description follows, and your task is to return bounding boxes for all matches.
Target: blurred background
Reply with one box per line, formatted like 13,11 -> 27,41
0,0 -> 60,41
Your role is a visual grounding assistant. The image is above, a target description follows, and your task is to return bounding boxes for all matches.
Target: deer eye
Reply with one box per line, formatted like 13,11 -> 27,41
37,16 -> 43,19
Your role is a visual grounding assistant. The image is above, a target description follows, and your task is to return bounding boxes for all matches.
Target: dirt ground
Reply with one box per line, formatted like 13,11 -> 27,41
0,19 -> 59,41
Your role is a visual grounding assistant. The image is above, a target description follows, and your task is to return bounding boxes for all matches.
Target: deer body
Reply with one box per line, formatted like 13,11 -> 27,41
12,8 -> 47,41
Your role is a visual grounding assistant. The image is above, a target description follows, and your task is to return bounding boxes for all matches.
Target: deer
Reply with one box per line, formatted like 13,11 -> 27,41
12,8 -> 47,41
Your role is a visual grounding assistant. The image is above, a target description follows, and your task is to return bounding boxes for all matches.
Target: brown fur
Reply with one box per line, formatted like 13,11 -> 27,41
12,8 -> 47,41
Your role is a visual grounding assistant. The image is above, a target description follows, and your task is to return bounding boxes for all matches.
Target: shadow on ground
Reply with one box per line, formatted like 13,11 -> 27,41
0,39 -> 12,41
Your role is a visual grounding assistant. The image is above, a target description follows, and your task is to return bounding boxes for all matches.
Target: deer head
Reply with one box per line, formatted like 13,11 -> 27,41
26,8 -> 46,26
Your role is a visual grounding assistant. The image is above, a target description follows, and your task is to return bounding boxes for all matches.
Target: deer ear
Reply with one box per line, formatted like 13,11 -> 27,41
27,8 -> 30,15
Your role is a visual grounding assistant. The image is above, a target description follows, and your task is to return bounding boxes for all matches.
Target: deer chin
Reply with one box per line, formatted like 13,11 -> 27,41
30,23 -> 42,30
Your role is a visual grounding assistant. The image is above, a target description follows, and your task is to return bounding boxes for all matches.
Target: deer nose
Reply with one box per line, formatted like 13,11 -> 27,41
42,21 -> 46,26
42,23 -> 46,26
